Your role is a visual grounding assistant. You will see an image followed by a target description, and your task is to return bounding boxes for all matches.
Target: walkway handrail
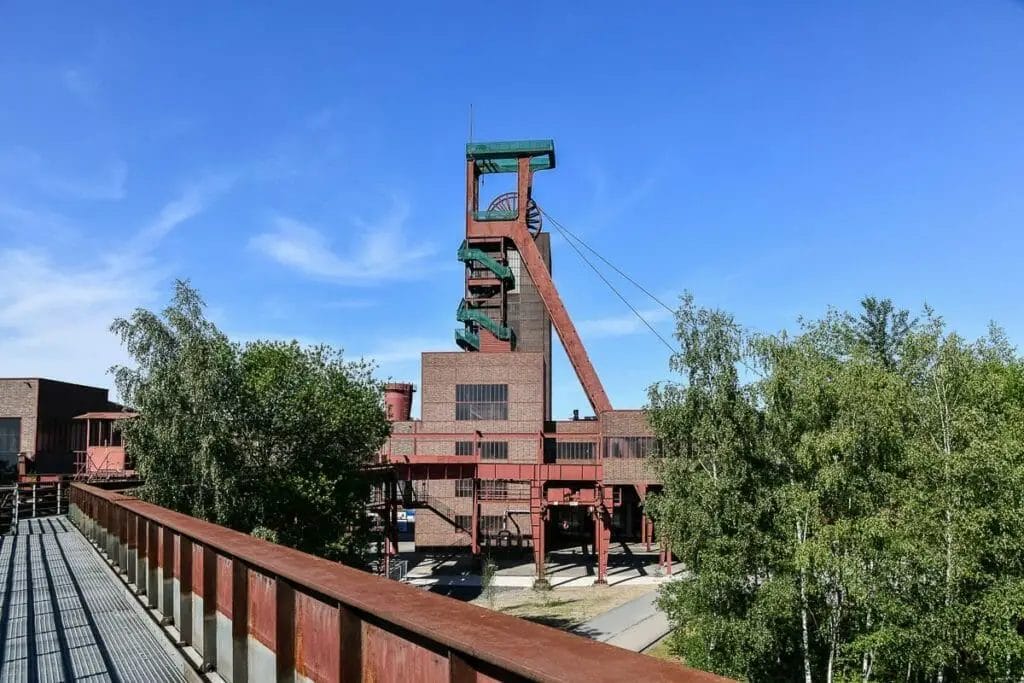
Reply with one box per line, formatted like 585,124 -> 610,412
68,482 -> 729,683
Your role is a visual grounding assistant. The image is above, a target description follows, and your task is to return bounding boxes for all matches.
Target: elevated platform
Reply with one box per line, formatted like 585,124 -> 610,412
0,518 -> 188,682
466,139 -> 556,174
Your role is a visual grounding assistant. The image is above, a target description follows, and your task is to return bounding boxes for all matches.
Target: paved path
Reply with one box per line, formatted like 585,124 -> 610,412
576,590 -> 671,652
0,517 -> 189,682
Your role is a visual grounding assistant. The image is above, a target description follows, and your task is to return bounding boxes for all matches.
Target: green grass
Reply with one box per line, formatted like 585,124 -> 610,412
646,636 -> 683,663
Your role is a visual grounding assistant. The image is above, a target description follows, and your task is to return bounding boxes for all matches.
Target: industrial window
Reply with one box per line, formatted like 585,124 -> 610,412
507,248 -> 522,293
479,515 -> 505,536
455,479 -> 474,497
455,441 -> 474,456
0,418 -> 20,477
455,384 -> 508,421
0,418 -> 21,455
479,441 -> 508,460
555,441 -> 596,461
454,515 -> 472,532
479,480 -> 509,500
603,436 -> 659,459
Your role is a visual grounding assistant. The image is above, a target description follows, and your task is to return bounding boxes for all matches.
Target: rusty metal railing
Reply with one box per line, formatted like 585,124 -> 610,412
68,482 -> 729,683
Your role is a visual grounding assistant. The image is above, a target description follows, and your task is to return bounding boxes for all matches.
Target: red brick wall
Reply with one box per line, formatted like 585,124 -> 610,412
0,378 -> 38,456
600,409 -> 653,436
420,352 -> 546,431
601,410 -> 658,485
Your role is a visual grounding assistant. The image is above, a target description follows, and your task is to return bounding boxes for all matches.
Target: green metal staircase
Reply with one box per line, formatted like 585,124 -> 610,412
456,300 -> 513,342
456,241 -> 514,282
455,327 -> 480,351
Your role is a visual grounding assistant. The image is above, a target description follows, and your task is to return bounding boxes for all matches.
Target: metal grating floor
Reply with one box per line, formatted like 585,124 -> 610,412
0,517 -> 188,682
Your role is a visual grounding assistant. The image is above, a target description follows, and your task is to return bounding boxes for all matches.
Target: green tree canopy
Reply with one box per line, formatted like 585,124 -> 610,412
110,280 -> 390,564
649,293 -> 1024,682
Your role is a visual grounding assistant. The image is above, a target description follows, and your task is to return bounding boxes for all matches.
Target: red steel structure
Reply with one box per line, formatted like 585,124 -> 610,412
70,482 -> 723,682
380,140 -> 668,585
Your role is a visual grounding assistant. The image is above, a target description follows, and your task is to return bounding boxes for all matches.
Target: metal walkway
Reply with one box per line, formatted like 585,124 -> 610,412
0,517 -> 188,682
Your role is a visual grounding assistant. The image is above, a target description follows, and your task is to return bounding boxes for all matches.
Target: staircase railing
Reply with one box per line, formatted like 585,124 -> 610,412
457,240 -> 513,281
400,481 -> 469,533
456,300 -> 513,341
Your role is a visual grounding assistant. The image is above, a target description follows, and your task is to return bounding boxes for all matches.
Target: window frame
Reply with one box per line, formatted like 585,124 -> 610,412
455,384 -> 509,421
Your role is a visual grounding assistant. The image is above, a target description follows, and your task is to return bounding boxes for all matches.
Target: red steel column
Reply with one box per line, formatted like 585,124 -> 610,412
387,495 -> 399,572
594,508 -> 609,586
595,487 -> 612,586
530,480 -> 548,588
383,496 -> 393,578
470,479 -> 479,556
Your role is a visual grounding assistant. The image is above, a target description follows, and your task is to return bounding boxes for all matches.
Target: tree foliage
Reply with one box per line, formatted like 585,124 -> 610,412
648,293 -> 1024,682
111,280 -> 389,564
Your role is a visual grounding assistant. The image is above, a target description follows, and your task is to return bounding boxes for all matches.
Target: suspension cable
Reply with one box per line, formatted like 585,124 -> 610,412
543,217 -> 679,355
541,208 -> 767,380
540,208 -> 676,315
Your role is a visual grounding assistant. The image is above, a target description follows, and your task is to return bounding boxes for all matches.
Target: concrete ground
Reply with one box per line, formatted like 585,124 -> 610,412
467,584 -> 657,633
576,589 -> 670,652
394,539 -> 679,652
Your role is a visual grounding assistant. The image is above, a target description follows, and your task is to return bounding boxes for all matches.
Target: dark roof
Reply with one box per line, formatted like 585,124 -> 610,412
0,377 -> 111,391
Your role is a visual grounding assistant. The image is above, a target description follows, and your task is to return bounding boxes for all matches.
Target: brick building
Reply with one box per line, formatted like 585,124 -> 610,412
0,378 -> 121,479
380,140 -> 661,586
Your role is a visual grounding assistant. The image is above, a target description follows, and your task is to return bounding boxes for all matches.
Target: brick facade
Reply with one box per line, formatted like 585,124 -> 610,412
420,352 -> 546,428
506,233 -> 552,420
0,378 -> 116,476
0,379 -> 39,460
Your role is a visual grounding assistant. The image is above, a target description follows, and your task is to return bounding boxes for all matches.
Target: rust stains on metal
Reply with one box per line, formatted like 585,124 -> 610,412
191,542 -> 204,598
362,620 -> 447,681
247,570 -> 276,649
294,590 -> 340,682
216,554 -> 233,617
71,483 -> 732,683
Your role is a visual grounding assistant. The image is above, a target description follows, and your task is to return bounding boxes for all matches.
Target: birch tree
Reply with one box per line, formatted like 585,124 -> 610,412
650,295 -> 1024,682
111,280 -> 390,564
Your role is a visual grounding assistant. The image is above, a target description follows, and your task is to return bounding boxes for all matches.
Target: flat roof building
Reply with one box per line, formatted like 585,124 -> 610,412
0,378 -> 123,480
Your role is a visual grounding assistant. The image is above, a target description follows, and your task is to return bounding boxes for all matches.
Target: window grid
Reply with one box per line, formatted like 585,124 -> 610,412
479,515 -> 506,536
0,418 -> 21,454
455,479 -> 474,497
603,436 -> 659,459
555,441 -> 596,461
479,441 -> 508,460
507,249 -> 521,293
455,384 -> 509,421
455,441 -> 474,456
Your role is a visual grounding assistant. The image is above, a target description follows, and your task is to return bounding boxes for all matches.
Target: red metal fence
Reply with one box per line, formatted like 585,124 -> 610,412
69,482 -> 728,683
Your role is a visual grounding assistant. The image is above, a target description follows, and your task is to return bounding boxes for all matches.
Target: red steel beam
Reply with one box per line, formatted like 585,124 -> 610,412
69,483 -> 728,683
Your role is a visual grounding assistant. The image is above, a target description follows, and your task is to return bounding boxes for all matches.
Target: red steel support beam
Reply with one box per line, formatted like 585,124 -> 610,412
506,157 -> 612,415
464,154 -> 613,415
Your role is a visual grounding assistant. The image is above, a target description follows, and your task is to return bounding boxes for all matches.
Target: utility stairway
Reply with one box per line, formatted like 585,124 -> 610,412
457,240 -> 513,281
455,241 -> 515,351
399,481 -> 470,534
455,300 -> 513,351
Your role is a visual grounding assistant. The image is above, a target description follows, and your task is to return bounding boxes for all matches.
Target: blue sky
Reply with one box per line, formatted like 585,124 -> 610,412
2,2 -> 1022,417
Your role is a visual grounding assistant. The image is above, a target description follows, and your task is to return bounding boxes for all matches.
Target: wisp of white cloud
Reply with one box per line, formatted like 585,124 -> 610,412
249,198 -> 437,284
0,183 -> 223,393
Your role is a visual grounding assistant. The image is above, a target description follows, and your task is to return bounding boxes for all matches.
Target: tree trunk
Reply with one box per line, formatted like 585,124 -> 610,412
798,518 -> 812,683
